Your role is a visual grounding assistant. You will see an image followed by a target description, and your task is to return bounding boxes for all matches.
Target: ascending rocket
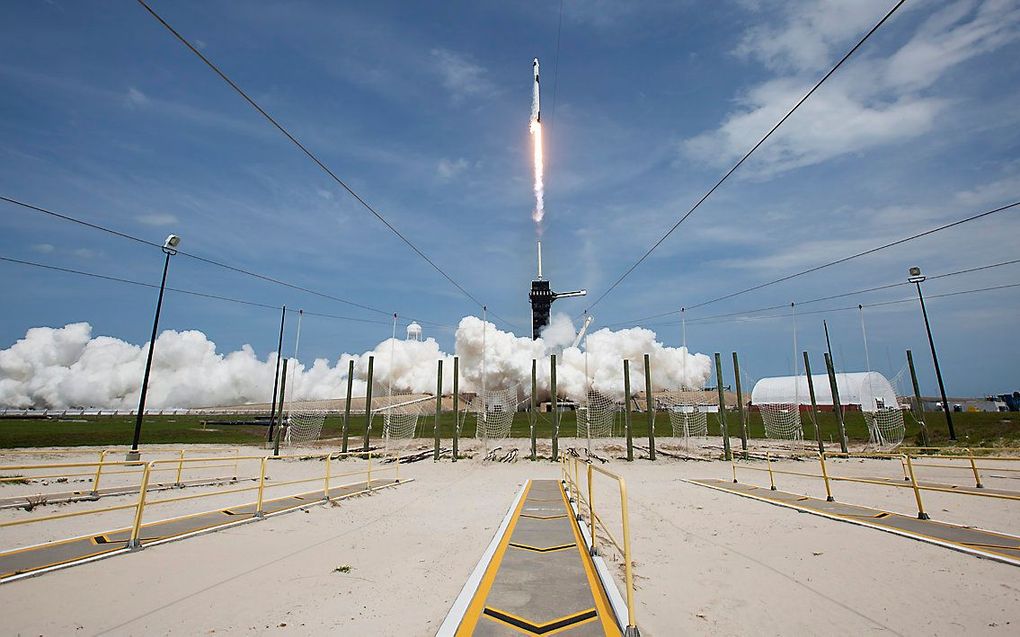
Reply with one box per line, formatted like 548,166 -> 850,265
532,57 -> 540,123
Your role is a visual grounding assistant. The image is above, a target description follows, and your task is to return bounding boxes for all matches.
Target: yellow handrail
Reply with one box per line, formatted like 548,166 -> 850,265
560,456 -> 638,634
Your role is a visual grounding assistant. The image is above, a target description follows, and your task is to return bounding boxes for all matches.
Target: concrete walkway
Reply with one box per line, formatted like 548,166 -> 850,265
442,479 -> 622,636
0,478 -> 402,583
690,478 -> 1020,565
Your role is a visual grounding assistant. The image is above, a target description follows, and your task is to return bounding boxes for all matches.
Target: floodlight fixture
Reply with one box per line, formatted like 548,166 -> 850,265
162,233 -> 181,255
907,266 -> 925,284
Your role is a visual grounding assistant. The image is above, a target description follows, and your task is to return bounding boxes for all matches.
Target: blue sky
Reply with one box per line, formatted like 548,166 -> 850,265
1,0 -> 1018,398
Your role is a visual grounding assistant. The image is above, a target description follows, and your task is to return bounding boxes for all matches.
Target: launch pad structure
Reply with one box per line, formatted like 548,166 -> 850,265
529,240 -> 586,339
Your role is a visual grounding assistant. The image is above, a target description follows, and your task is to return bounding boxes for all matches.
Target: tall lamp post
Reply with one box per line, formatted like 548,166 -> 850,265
127,234 -> 181,461
908,266 -> 956,441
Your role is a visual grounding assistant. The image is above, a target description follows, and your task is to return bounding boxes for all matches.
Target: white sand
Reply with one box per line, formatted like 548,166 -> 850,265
0,439 -> 1017,635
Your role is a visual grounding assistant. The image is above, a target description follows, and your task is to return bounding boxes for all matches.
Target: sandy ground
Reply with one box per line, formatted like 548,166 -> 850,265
0,438 -> 1018,636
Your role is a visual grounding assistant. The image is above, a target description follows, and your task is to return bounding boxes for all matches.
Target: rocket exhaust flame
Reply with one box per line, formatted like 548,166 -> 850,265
531,58 -> 544,231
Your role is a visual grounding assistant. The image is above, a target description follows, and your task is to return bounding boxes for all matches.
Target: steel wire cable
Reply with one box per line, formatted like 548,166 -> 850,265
135,0 -> 519,332
584,0 -> 908,312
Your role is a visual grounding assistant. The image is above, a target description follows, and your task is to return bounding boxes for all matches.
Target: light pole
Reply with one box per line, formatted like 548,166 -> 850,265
127,234 -> 181,461
908,266 -> 956,441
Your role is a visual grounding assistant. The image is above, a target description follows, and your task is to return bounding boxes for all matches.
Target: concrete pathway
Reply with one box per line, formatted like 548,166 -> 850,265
690,478 -> 1020,566
0,478 -> 402,583
442,479 -> 622,636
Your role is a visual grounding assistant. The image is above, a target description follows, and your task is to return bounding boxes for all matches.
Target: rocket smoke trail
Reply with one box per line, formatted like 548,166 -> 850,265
531,57 -> 544,232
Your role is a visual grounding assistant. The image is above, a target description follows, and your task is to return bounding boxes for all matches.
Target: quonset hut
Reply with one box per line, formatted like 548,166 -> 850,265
750,371 -> 899,411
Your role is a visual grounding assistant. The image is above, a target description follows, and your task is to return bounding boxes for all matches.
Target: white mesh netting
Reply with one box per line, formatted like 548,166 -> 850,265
284,409 -> 326,444
373,396 -> 429,451
664,390 -> 709,439
471,385 -> 526,446
577,389 -> 619,439
863,408 -> 905,448
759,402 -> 804,440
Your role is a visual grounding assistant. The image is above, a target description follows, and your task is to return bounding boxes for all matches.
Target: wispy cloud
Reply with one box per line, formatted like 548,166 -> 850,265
136,212 -> 179,227
430,48 -> 496,102
683,1 -> 1020,177
437,157 -> 470,181
125,86 -> 148,108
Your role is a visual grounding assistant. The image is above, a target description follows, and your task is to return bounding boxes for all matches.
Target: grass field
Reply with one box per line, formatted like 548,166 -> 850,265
0,410 -> 1017,449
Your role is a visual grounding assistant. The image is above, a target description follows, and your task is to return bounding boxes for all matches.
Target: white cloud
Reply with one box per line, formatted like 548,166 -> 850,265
437,157 -> 470,180
125,87 -> 149,108
429,48 -> 496,102
30,243 -> 55,254
136,212 -> 179,226
685,0 -> 1020,176
72,248 -> 101,259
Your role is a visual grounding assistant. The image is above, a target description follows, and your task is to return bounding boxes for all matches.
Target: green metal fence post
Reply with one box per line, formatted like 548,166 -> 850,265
714,353 -> 731,461
906,350 -> 930,447
551,354 -> 559,461
342,359 -> 354,453
434,359 -> 443,461
362,355 -> 374,452
530,359 -> 538,461
732,351 -> 747,451
824,352 -> 848,453
273,359 -> 288,457
643,354 -> 655,461
453,356 -> 460,462
803,351 -> 824,455
624,359 -> 634,461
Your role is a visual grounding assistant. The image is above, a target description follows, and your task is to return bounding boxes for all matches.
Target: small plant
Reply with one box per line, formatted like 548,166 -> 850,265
333,564 -> 352,574
0,474 -> 29,486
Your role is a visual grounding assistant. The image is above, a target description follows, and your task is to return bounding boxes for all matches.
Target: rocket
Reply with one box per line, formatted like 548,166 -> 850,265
532,57 -> 540,123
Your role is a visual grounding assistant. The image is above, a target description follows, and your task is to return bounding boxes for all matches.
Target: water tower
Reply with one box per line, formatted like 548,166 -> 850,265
406,321 -> 422,341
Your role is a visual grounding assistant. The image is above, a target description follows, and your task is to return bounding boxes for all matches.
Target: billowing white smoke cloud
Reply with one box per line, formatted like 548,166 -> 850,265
0,315 -> 712,409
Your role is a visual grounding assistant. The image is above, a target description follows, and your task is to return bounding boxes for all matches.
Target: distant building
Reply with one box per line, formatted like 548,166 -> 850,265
750,372 -> 898,412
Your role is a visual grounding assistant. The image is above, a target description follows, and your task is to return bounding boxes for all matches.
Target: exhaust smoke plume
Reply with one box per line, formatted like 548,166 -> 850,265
0,316 -> 712,409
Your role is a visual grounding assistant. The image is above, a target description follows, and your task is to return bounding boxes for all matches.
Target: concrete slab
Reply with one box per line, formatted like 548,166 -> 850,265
689,478 -> 1020,566
0,478 -> 402,583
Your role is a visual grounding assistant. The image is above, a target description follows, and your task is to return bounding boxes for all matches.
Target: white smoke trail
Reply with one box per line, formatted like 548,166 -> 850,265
0,316 -> 712,409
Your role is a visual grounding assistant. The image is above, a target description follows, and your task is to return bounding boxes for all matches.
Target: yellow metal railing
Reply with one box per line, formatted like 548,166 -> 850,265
0,448 -> 242,493
127,450 -> 399,548
0,450 -> 400,550
561,456 -> 638,635
730,450 -> 1020,521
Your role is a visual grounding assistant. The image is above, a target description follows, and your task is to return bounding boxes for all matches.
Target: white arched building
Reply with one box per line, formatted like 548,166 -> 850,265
752,371 -> 904,447
751,371 -> 898,410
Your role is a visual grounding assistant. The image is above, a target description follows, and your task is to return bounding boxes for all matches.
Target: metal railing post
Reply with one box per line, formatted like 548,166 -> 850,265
731,456 -> 738,484
255,456 -> 268,518
395,451 -> 401,483
91,449 -> 109,495
900,455 -> 910,481
128,462 -> 155,549
587,463 -> 596,555
367,452 -> 373,491
964,449 -> 984,488
175,449 -> 185,486
324,453 -> 332,501
818,453 -> 835,502
766,451 -> 776,491
904,455 -> 930,520
232,449 -> 240,479
619,477 -> 638,636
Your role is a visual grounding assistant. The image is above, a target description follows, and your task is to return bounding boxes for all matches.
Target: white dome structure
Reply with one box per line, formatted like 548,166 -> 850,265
406,322 -> 422,341
751,371 -> 897,411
